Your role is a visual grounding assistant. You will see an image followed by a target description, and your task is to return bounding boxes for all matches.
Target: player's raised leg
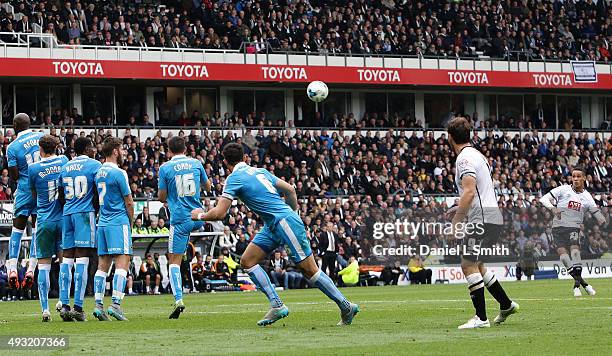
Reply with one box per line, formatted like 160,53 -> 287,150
278,214 -> 359,326
239,242 -> 288,326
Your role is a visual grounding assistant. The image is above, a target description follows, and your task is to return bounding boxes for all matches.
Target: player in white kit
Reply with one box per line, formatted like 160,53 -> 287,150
447,117 -> 519,329
539,167 -> 607,297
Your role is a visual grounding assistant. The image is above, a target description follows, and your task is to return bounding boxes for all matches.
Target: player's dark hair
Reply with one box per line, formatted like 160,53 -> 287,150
168,135 -> 186,154
447,117 -> 472,145
101,137 -> 122,158
38,135 -> 59,155
572,166 -> 586,175
13,113 -> 30,132
222,143 -> 244,166
74,137 -> 92,155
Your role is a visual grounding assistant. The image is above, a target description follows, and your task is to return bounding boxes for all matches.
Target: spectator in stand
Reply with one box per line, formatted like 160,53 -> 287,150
338,256 -> 360,287
140,254 -> 161,295
132,218 -> 148,235
234,232 -> 249,259
137,206 -> 152,228
283,250 -> 303,289
158,202 -> 170,227
219,226 -> 238,252
213,253 -> 231,281
408,255 -> 432,285
269,250 -> 288,290
147,219 -> 163,235
192,254 -> 206,292
157,218 -> 170,234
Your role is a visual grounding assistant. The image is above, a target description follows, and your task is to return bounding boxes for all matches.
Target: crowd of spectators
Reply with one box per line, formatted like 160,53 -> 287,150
2,122 -> 609,266
1,0 -> 611,62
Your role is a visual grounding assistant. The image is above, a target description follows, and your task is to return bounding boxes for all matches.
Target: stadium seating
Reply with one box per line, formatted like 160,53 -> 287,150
2,1 -> 610,61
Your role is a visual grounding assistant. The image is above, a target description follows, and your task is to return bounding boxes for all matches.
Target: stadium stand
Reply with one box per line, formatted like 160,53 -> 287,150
1,0 -> 610,61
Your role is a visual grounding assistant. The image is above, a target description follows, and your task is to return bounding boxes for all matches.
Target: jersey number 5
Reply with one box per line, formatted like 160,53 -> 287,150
175,173 -> 196,197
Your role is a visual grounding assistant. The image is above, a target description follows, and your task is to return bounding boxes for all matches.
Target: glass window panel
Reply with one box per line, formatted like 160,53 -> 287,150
82,86 -> 114,123
498,95 -> 523,127
294,90 -> 316,127
557,96 -> 582,130
322,91 -> 349,127
424,93 -> 450,128
255,90 -> 284,126
365,93 -> 387,121
388,93 -> 415,124
185,89 -> 217,120
115,85 -> 145,125
232,90 -> 254,121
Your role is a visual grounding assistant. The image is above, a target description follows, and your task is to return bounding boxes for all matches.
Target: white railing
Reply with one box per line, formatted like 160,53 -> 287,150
0,32 -> 609,75
0,126 -> 606,144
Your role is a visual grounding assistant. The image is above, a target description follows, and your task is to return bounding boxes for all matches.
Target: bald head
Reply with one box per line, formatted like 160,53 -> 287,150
13,113 -> 31,133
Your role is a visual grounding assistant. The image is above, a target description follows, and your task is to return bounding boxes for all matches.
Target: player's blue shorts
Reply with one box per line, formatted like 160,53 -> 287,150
97,224 -> 132,255
13,189 -> 36,217
63,212 -> 96,250
169,220 -> 204,254
34,220 -> 62,259
253,212 -> 312,263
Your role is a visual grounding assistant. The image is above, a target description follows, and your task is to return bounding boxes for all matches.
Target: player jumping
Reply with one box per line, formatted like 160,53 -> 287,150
157,136 -> 211,319
92,137 -> 134,321
447,117 -> 519,329
191,143 -> 360,326
539,167 -> 607,297
6,113 -> 44,290
57,137 -> 102,321
28,135 -> 68,322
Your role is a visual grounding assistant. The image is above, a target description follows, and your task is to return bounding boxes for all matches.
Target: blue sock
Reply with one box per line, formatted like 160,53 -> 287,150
9,227 -> 24,259
169,264 -> 183,302
310,270 -> 351,312
94,270 -> 107,306
38,264 -> 51,312
246,264 -> 283,308
59,258 -> 74,306
74,258 -> 89,308
112,269 -> 127,305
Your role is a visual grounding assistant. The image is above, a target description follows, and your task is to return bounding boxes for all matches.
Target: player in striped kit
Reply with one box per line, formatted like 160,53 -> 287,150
539,167 -> 607,297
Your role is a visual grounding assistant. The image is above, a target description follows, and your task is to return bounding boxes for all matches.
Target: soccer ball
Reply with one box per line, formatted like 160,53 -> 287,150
307,81 -> 329,103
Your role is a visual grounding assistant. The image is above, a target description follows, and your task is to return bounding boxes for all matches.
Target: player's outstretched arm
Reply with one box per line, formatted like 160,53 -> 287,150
275,178 -> 298,211
191,197 -> 232,222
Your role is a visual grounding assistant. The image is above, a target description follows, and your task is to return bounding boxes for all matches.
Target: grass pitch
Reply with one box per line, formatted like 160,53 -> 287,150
1,278 -> 611,355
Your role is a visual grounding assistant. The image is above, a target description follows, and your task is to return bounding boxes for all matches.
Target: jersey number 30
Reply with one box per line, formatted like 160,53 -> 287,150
63,176 -> 88,199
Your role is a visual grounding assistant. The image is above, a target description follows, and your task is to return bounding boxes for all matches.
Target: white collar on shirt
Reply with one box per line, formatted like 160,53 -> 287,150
16,129 -> 33,138
77,155 -> 89,160
40,155 -> 57,162
104,161 -> 118,168
171,154 -> 186,160
234,162 -> 248,170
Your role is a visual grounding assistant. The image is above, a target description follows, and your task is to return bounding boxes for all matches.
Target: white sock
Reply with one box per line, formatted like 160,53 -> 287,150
146,286 -> 150,293
6,258 -> 17,273
154,286 -> 159,293
129,288 -> 133,293
28,257 -> 38,274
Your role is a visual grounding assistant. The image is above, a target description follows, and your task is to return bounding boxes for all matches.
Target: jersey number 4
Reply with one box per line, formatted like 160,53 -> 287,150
175,173 -> 196,197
